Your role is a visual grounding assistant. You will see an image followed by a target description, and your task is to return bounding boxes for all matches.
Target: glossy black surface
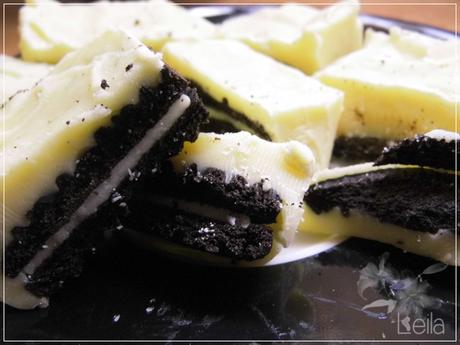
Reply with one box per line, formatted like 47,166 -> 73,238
3,7 -> 458,342
4,236 -> 456,341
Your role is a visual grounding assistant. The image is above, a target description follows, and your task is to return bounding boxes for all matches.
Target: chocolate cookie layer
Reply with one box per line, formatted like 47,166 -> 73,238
375,134 -> 458,171
5,67 -> 208,293
200,115 -> 242,134
192,83 -> 272,140
138,163 -> 282,224
333,136 -> 389,162
123,202 -> 273,261
305,168 -> 456,234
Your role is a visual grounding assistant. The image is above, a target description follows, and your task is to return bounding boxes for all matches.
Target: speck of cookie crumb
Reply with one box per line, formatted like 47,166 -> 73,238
125,63 -> 133,72
101,79 -> 110,89
66,121 -> 70,125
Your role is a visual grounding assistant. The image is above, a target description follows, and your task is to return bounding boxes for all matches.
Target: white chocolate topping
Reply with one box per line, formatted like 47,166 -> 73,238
20,0 -> 216,63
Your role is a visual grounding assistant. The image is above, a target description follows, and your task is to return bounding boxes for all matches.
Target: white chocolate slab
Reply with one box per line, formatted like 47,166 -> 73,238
20,0 -> 216,63
220,0 -> 362,74
316,27 -> 460,140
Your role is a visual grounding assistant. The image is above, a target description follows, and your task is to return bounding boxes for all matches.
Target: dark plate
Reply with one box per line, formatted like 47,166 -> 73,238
3,6 -> 458,342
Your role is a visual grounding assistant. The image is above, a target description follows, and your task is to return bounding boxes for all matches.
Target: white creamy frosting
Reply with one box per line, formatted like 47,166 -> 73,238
1,55 -> 52,104
425,129 -> 460,142
20,0 -> 216,63
171,132 -> 317,246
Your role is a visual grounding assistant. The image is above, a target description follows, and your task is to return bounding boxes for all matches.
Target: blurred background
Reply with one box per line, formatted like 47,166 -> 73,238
1,0 -> 459,55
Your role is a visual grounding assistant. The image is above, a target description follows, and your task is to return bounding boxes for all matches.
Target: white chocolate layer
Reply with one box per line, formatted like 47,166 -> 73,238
163,39 -> 344,168
316,27 -> 460,140
1,55 -> 52,104
20,0 -> 216,63
220,0 -> 362,74
300,206 -> 457,266
171,132 -> 317,246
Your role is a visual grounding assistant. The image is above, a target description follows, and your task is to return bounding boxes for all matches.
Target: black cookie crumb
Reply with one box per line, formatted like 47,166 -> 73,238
100,79 -> 110,89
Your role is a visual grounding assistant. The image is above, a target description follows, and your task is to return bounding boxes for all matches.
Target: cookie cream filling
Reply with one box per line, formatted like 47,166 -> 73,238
3,94 -> 190,310
425,129 -> 460,143
144,195 -> 252,228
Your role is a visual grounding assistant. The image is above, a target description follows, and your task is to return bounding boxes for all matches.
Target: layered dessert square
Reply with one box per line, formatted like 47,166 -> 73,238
162,39 -> 344,168
122,131 -> 316,263
1,30 -> 207,309
301,130 -> 458,265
